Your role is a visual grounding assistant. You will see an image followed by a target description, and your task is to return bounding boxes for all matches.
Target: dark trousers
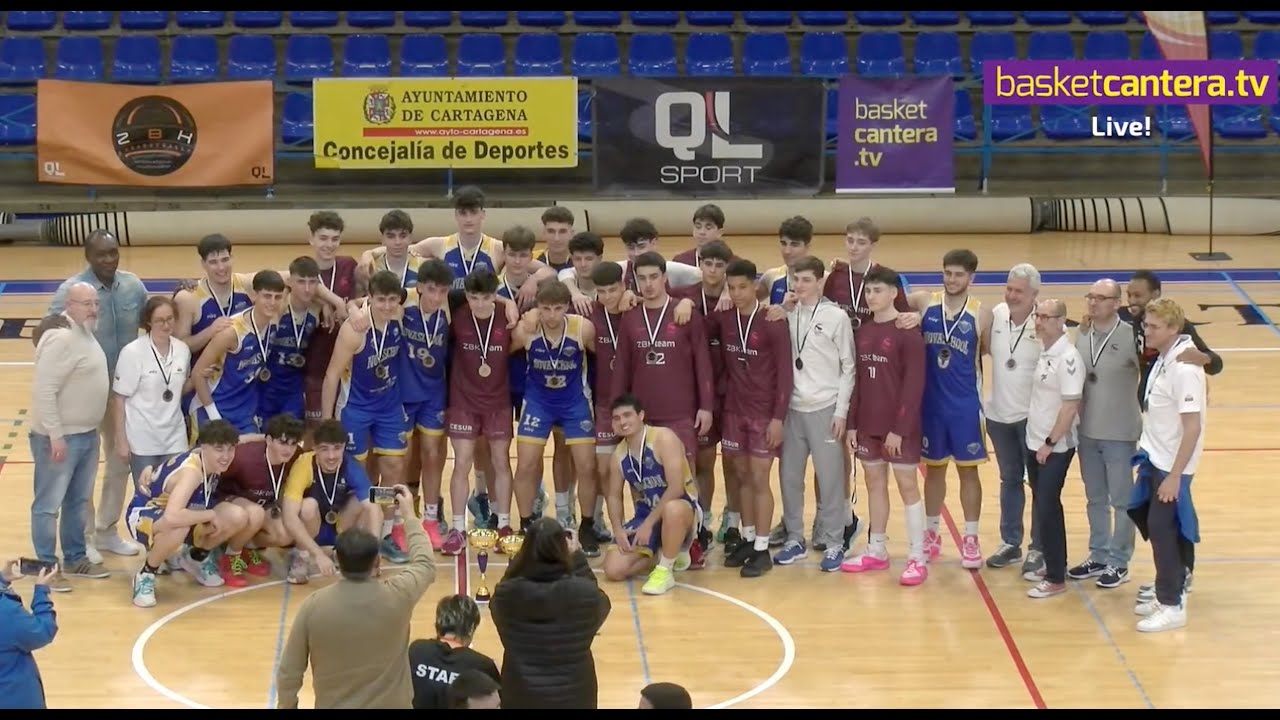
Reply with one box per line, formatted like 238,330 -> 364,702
1026,448 -> 1076,584
1144,469 -> 1195,606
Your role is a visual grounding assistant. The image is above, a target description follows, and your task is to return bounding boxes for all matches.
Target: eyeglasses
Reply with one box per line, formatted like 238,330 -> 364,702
1034,313 -> 1064,320
1084,294 -> 1121,302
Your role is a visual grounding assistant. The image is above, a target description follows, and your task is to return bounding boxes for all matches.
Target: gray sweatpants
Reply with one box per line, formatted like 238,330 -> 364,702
779,404 -> 849,550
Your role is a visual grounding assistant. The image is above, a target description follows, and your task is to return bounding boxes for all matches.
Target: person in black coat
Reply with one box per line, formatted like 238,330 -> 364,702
489,517 -> 612,709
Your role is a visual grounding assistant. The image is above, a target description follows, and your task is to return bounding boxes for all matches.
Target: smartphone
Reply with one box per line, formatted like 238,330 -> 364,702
19,558 -> 56,576
369,486 -> 398,505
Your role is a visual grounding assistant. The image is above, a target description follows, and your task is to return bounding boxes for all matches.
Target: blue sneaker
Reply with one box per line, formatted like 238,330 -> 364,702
380,535 -> 409,564
773,540 -> 807,565
820,546 -> 846,572
468,493 -> 493,529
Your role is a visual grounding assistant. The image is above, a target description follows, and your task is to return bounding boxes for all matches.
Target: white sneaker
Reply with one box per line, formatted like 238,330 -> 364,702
1136,603 -> 1187,632
86,544 -> 104,565
286,549 -> 310,585
180,551 -> 225,588
132,570 -> 157,608
98,534 -> 141,557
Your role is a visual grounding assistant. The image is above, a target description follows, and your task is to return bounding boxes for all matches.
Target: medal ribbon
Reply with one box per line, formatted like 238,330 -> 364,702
472,310 -> 495,366
642,298 -> 670,353
736,300 -> 760,360
1089,317 -> 1122,369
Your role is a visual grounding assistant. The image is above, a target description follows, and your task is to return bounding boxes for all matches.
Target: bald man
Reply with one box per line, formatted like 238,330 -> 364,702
41,230 -> 149,562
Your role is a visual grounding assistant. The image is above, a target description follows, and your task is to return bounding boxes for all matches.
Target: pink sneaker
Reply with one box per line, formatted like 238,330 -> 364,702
960,534 -> 983,569
391,523 -> 408,553
924,530 -> 942,560
423,520 -> 444,551
441,529 -> 466,556
900,558 -> 929,586
841,553 -> 890,573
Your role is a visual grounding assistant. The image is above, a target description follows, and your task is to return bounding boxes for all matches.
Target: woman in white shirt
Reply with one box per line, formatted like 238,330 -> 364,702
111,297 -> 192,483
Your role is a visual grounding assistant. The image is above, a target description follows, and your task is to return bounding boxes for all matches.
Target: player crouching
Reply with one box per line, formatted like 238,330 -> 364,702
601,395 -> 703,596
279,419 -> 383,584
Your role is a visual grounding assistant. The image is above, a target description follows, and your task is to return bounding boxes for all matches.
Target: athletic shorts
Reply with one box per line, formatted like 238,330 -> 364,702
595,404 -> 619,455
697,404 -> 722,450
339,402 -> 409,459
405,395 -> 447,436
622,496 -> 700,557
517,395 -> 595,445
303,374 -> 325,425
446,406 -> 513,442
855,433 -> 922,466
921,401 -> 988,466
721,412 -> 780,459
259,387 -> 305,424
652,417 -> 697,464
128,502 -> 211,550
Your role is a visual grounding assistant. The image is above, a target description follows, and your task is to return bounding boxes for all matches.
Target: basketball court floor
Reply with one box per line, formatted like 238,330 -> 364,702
0,231 -> 1276,709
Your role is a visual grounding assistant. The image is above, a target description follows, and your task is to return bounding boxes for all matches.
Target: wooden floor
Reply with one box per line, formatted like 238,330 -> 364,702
1,232 -> 1278,710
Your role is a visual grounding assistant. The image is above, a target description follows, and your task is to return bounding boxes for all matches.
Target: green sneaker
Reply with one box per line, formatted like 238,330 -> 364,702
642,565 -> 676,595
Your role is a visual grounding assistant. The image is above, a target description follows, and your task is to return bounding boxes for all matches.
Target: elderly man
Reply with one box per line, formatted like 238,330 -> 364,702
1069,279 -> 1143,590
37,230 -> 148,561
30,282 -> 113,592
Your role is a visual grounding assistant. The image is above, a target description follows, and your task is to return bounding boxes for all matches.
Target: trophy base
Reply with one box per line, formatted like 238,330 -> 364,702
475,591 -> 492,605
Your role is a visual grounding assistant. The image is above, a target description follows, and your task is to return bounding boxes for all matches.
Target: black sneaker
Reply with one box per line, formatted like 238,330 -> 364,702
723,527 -> 743,555
578,519 -> 600,557
842,512 -> 862,552
1068,560 -> 1108,580
697,526 -> 713,554
725,541 -> 755,568
740,549 -> 773,578
1096,566 -> 1130,588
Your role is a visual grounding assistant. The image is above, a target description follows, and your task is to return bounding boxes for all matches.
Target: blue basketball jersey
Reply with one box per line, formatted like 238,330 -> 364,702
265,305 -> 320,391
399,305 -> 450,404
134,450 -> 220,510
537,250 -> 573,273
524,314 -> 591,410
922,291 -> 984,409
767,265 -> 792,304
443,234 -> 498,291
205,309 -> 272,409
339,319 -> 404,413
614,425 -> 699,515
380,253 -> 423,295
191,276 -> 253,340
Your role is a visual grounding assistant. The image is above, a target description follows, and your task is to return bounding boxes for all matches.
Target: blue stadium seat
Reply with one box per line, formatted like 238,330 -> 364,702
342,35 -> 391,77
403,11 -> 453,28
290,11 -> 339,28
64,11 -> 112,31
1094,105 -> 1148,141
578,91 -> 592,142
1023,11 -> 1072,26
281,93 -> 314,146
1215,106 -> 1267,138
1210,31 -> 1244,60
910,11 -> 959,26
630,11 -> 678,27
347,11 -> 396,28
743,32 -> 792,76
0,94 -> 36,146
54,37 -> 104,82
570,33 -> 621,76
1027,31 -> 1076,61
855,32 -> 906,77
1083,31 -> 1131,61
0,38 -> 46,84
1243,12 -> 1280,24
1155,106 -> 1193,139
989,106 -> 1035,141
456,34 -> 507,76
800,32 -> 849,77
1077,11 -> 1131,26
228,35 -> 277,79
954,89 -> 976,141
112,36 -> 162,83
460,11 -> 509,28
170,35 -> 220,83
120,11 -> 169,30
1139,32 -> 1162,60
234,11 -> 282,29
686,33 -> 734,76
628,33 -> 678,76
969,32 -> 1017,79
572,11 -> 621,27
1271,104 -> 1280,134
686,11 -> 735,27
1206,11 -> 1238,25
1255,30 -> 1280,60
913,32 -> 963,77
1041,106 -> 1092,140
513,33 -> 564,76
6,11 -> 56,32
285,36 -> 335,82
744,11 -> 793,27
400,34 -> 448,77
967,12 -> 1017,26
517,11 -> 565,28
176,11 -> 226,29
798,11 -> 847,26
854,11 -> 904,26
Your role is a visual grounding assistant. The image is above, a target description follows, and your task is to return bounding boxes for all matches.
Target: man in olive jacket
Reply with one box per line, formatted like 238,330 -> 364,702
276,485 -> 436,709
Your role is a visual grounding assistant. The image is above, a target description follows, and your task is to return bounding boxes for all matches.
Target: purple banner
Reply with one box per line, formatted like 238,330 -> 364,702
983,59 -> 1279,106
836,76 -> 955,195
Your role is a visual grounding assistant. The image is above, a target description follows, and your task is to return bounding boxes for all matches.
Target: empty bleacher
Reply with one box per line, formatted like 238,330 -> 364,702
1,11 -> 1278,160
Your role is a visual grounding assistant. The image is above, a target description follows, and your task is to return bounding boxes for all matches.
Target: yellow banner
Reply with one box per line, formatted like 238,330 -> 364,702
312,77 -> 579,170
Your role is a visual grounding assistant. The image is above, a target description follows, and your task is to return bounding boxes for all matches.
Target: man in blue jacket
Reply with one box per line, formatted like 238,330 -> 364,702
0,560 -> 58,709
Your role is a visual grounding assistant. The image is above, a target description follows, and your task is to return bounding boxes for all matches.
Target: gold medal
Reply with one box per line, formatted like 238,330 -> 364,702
424,353 -> 435,369
478,362 -> 492,378
259,367 -> 271,382
325,510 -> 338,525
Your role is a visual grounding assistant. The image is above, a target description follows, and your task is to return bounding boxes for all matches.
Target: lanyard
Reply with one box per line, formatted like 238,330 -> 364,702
248,311 -> 272,367
942,296 -> 970,345
737,300 -> 760,356
1089,317 -> 1121,368
149,336 -> 173,388
847,259 -> 873,312
421,307 -> 443,352
472,310 -> 495,365
314,457 -> 340,507
264,447 -> 284,503
384,255 -> 409,289
206,278 -> 234,317
794,301 -> 821,357
538,322 -> 570,372
368,319 -> 390,362
1008,315 -> 1029,356
642,298 -> 670,349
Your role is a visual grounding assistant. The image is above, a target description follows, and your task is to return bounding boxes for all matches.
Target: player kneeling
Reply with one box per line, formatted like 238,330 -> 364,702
126,420 -> 248,608
279,419 -> 383,584
602,395 -> 703,596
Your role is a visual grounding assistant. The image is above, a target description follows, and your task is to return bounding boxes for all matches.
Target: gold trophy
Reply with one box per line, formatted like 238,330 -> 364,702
467,529 -> 499,604
498,533 -> 524,557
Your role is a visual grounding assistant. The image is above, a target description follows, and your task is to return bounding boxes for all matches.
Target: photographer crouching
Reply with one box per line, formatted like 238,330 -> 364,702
0,560 -> 58,709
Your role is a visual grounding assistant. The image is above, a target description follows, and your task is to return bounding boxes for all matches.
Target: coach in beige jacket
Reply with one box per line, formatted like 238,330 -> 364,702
276,486 -> 436,709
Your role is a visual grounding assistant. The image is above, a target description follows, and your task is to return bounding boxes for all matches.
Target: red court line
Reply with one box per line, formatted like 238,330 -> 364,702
455,548 -> 469,598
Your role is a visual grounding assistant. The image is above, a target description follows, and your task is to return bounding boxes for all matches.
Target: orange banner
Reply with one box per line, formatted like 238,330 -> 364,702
35,79 -> 275,187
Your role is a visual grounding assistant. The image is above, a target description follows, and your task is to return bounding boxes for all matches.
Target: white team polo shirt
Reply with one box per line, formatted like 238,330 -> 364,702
985,302 -> 1043,424
1025,333 -> 1085,454
113,334 -> 191,456
1138,335 -> 1207,475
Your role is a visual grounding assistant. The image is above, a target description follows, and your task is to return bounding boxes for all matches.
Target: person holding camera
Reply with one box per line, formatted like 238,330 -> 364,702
275,484 -> 437,709
0,560 -> 59,710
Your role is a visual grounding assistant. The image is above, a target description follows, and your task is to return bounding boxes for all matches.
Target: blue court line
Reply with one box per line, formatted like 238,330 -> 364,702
1069,583 -> 1156,710
0,269 -> 1277,296
625,577 -> 653,687
1221,271 -> 1280,340
266,582 -> 294,709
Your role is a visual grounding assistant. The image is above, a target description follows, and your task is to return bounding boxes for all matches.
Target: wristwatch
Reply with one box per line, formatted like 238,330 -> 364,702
1044,436 -> 1056,447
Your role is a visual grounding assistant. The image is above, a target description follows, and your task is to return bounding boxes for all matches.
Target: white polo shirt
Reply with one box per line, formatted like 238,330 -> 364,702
1138,335 -> 1207,475
113,335 -> 191,456
1025,333 -> 1085,453
985,302 -> 1042,424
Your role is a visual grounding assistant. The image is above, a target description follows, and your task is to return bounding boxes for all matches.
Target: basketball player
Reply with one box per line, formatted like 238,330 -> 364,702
759,216 -> 814,304
217,414 -> 306,586
901,249 -> 993,568
672,203 -> 726,266
190,270 -> 287,441
260,257 -> 324,422
361,210 -> 424,296
511,281 -> 599,552
174,234 -> 255,356
839,267 -> 930,585
304,211 -> 362,431
715,259 -> 793,578
539,206 -> 576,272
441,268 -> 517,556
602,394 -> 703,596
126,420 -> 245,608
585,261 -> 630,544
280,419 -> 383,585
321,270 -> 411,562
564,221 -> 701,308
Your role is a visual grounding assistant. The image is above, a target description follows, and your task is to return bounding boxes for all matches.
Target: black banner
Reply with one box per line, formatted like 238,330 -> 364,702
591,77 -> 826,195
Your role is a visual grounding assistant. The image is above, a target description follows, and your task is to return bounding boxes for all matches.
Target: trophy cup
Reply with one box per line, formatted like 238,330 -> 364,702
498,532 -> 525,557
467,529 -> 499,604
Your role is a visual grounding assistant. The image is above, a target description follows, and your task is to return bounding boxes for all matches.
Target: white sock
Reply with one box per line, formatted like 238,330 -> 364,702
753,536 -> 769,551
926,515 -> 941,535
868,532 -> 889,558
382,520 -> 393,536
742,526 -> 757,542
497,513 -> 510,529
964,520 -> 979,536
452,515 -> 466,531
658,554 -> 675,570
555,492 -> 571,516
424,503 -> 439,521
907,503 -> 927,561
726,511 -> 741,528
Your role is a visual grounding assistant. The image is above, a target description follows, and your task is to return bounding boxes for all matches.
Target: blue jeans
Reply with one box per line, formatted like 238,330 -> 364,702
30,430 -> 100,565
1078,435 -> 1138,568
986,419 -> 1040,551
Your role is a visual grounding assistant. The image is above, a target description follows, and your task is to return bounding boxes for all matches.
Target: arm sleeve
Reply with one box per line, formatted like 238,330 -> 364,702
770,319 -> 794,421
1059,349 -> 1086,400
1174,366 -> 1206,414
112,341 -> 142,397
274,598 -> 310,709
689,314 -> 715,414
665,261 -> 701,288
0,586 -> 58,652
832,310 -> 856,420
282,453 -> 314,503
33,331 -> 76,440
609,317 -> 633,407
383,519 -> 438,605
893,329 -> 927,439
